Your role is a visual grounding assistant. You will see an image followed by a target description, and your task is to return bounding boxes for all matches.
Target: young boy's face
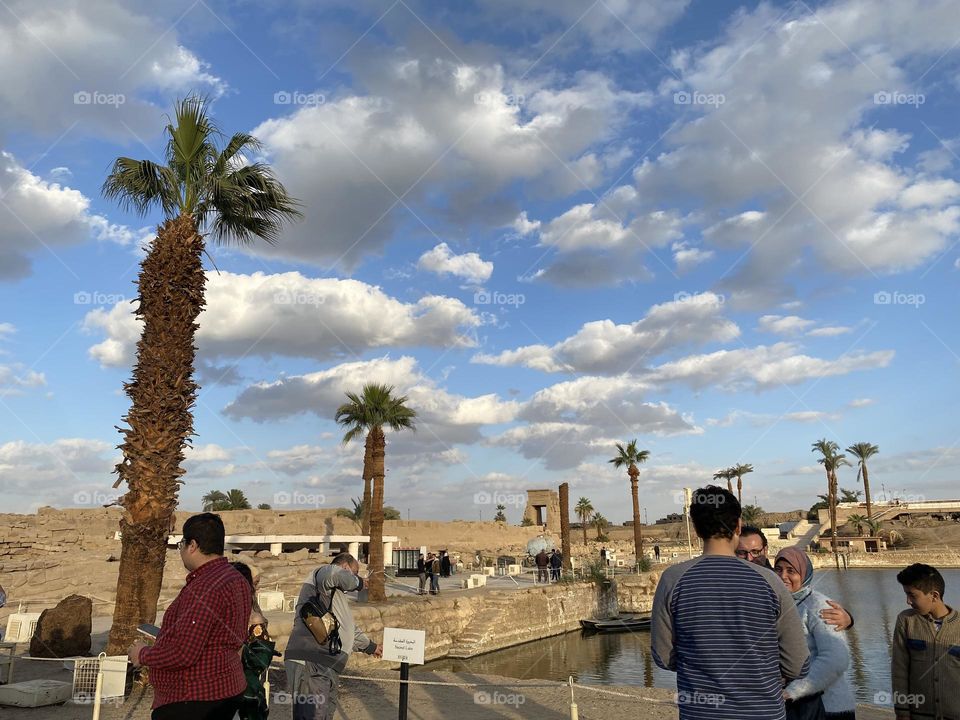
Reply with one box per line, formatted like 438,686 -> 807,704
903,584 -> 941,615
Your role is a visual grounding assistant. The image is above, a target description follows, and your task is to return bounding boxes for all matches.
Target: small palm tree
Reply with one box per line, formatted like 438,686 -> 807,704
741,504 -> 764,526
731,463 -> 754,503
257,503 -> 271,510
494,504 -> 507,522
201,489 -> 251,511
847,513 -> 868,536
610,440 -> 650,563
865,517 -> 882,537
846,442 -> 879,522
102,97 -> 301,654
575,497 -> 594,544
593,512 -> 608,540
202,490 -> 228,511
335,384 -> 416,601
336,497 -> 365,527
713,468 -> 734,494
812,439 -> 850,570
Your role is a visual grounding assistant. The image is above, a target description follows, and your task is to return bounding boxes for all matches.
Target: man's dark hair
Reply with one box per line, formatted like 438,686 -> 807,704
689,485 -> 741,541
231,561 -> 254,588
740,525 -> 768,548
897,563 -> 946,598
332,552 -> 357,568
182,513 -> 225,555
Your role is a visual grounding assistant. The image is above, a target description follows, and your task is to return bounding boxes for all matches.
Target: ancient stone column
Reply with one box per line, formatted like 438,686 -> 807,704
559,483 -> 572,571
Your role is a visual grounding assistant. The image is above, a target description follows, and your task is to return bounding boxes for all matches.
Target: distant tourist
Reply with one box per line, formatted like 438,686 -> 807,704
285,553 -> 383,720
774,547 -> 856,720
654,545 -> 661,562
0,582 -> 5,641
127,513 -> 251,720
430,553 -> 441,594
550,549 -> 562,581
651,486 -> 809,720
600,547 -> 607,566
440,550 -> 451,577
417,553 -> 427,595
230,562 -> 269,640
892,563 -> 959,720
231,561 -> 276,720
535,549 -> 550,583
738,526 -> 854,631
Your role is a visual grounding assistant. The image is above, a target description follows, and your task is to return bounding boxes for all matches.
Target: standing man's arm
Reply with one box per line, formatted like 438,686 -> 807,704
891,614 -> 910,720
650,571 -> 676,671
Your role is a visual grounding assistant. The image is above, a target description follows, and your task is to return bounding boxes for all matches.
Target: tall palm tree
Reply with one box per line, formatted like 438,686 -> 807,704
593,512 -> 608,540
335,383 -> 416,601
846,442 -> 879,522
575,497 -> 594,544
812,439 -> 850,570
102,97 -> 301,654
609,440 -> 650,564
731,463 -> 754,504
713,467 -> 734,494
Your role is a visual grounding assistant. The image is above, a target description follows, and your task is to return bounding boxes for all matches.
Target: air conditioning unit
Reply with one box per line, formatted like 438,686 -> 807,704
5,613 -> 42,643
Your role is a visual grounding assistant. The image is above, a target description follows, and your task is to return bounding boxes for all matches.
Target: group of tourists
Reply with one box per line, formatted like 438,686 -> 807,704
652,485 -> 959,720
535,547 -> 563,582
416,550 -> 452,595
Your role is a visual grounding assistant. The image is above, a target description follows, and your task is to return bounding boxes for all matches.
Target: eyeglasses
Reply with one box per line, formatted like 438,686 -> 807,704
735,548 -> 765,559
177,540 -> 189,550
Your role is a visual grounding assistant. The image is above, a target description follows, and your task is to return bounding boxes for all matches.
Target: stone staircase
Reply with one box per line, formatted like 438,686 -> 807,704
446,594 -> 517,658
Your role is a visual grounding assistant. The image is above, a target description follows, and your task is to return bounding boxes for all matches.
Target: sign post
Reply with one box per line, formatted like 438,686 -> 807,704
382,628 -> 426,720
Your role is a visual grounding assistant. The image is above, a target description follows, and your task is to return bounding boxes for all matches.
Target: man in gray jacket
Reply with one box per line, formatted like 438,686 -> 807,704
284,553 -> 382,719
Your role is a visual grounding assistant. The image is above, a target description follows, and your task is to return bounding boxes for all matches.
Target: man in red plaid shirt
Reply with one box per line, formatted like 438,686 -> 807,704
127,513 -> 251,720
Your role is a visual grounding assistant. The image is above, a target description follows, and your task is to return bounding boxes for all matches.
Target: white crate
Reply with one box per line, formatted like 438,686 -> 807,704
4,614 -> 40,644
257,590 -> 286,612
0,679 -> 73,707
72,655 -> 127,704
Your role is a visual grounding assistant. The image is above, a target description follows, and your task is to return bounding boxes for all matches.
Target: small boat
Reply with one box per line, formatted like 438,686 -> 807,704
579,615 -> 652,633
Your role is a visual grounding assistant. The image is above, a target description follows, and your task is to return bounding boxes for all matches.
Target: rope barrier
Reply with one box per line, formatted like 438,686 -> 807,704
338,674 -> 560,688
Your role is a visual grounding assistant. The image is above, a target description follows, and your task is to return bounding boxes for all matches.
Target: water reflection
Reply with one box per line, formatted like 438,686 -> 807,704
423,568 -> 959,704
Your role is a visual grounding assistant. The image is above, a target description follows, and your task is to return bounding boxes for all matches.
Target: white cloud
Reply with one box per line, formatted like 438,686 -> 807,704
672,241 -> 715,273
758,315 -> 817,336
472,292 -> 738,373
807,325 -> 853,337
0,323 -> 45,395
85,271 -> 482,368
512,212 -> 541,236
417,242 -> 493,284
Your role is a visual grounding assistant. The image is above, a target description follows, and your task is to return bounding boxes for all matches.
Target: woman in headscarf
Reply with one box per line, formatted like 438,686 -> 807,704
774,547 -> 857,720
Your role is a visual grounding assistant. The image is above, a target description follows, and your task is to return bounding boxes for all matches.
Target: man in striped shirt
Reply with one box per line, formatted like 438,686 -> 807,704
652,486 -> 810,720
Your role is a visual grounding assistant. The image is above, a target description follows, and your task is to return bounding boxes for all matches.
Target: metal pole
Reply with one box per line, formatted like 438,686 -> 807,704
91,653 -> 105,720
398,662 -> 410,720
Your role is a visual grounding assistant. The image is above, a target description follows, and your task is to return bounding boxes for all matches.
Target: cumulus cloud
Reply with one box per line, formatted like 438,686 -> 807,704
758,315 -> 817,336
472,292 -> 738,373
0,323 -> 45,395
417,242 -> 493,284
84,271 -> 482,368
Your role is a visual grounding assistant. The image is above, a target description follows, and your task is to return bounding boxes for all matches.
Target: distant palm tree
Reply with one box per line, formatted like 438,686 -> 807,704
575,497 -> 594,544
812,439 -> 850,570
494,504 -> 507,523
336,497 -> 365,526
731,463 -> 754,504
741,504 -> 764,526
202,488 -> 251,511
593,512 -> 609,540
847,513 -> 868,536
335,384 -> 416,601
865,517 -> 882,538
257,503 -> 271,510
610,440 -> 651,563
713,468 -> 734,494
846,442 -> 879,522
102,96 -> 301,654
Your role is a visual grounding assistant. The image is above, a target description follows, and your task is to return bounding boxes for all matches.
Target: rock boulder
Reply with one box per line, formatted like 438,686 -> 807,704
29,594 -> 93,658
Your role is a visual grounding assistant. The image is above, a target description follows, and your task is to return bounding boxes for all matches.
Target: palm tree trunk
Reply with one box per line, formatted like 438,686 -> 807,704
582,513 -> 588,545
630,469 -> 643,565
106,215 -> 205,654
726,478 -> 732,494
559,483 -> 572,571
361,433 -> 373,536
737,476 -> 742,503
862,464 -> 873,522
367,426 -> 387,602
829,471 -> 840,570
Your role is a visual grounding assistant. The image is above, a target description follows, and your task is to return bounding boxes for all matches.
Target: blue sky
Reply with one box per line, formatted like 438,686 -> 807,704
1,0 -> 959,523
